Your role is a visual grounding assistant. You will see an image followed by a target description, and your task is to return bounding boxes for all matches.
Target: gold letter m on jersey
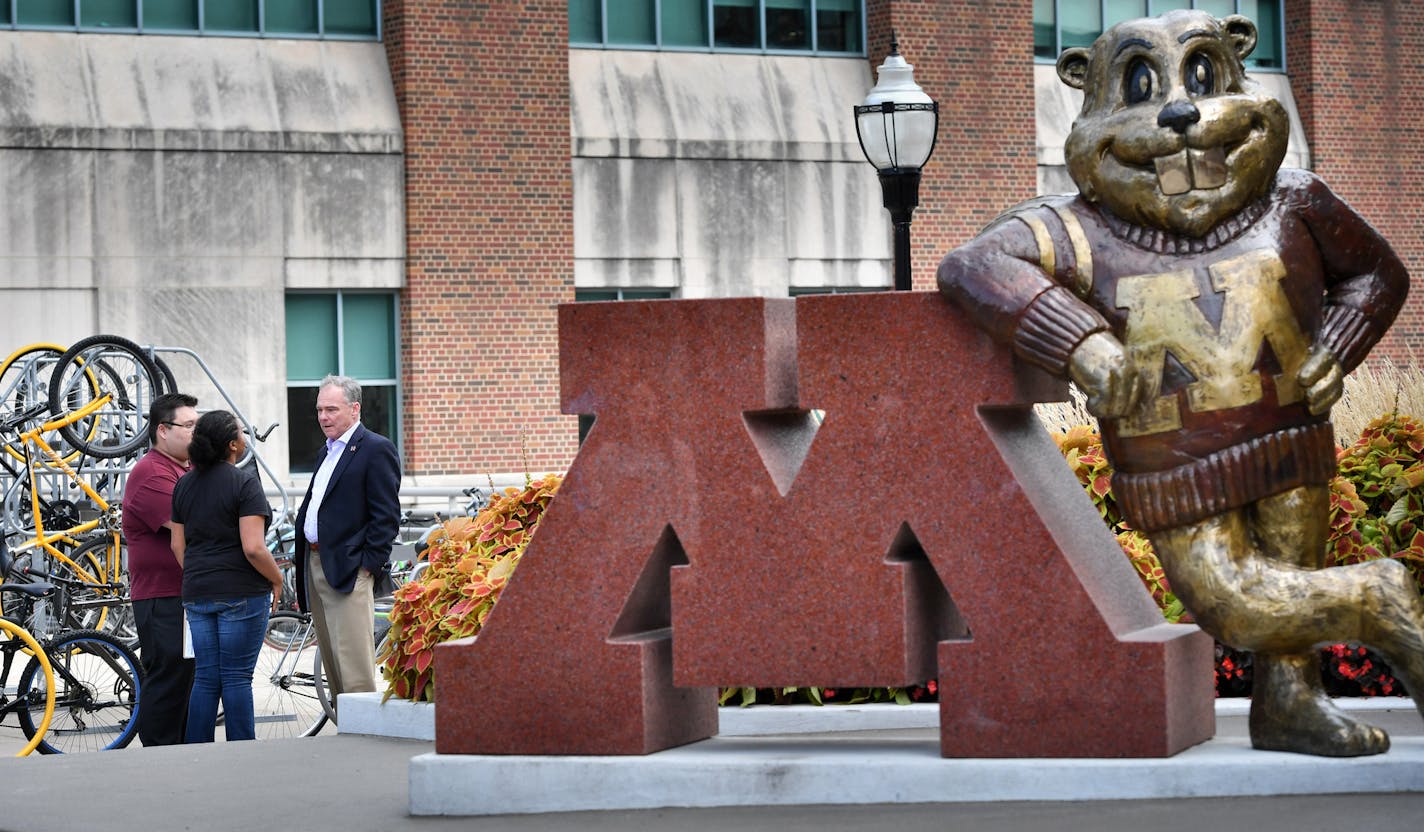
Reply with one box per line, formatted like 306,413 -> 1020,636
1115,249 -> 1308,438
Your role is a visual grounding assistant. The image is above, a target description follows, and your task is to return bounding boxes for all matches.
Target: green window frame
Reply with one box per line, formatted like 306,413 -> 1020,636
285,291 -> 401,473
569,0 -> 862,54
1034,0 -> 1283,71
788,286 -> 881,296
573,288 -> 676,302
1,0 -> 380,38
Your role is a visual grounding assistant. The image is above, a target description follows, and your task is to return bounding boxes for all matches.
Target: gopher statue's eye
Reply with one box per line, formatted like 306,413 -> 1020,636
1185,53 -> 1215,97
1124,59 -> 1155,105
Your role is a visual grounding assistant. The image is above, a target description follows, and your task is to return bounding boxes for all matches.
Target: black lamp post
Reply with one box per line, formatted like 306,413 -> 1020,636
854,36 -> 939,291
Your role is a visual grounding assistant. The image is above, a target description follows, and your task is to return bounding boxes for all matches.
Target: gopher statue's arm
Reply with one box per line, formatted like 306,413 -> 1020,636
938,215 -> 1142,418
1290,171 -> 1411,414
1294,171 -> 1410,371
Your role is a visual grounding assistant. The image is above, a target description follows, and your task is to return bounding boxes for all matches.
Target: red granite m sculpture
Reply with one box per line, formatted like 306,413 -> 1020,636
434,292 -> 1214,759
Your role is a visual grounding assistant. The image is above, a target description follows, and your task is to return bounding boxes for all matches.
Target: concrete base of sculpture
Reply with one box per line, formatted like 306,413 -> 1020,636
408,699 -> 1423,816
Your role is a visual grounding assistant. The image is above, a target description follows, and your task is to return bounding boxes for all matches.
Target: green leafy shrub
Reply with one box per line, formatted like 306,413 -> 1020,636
1334,414 -> 1424,590
378,475 -> 561,703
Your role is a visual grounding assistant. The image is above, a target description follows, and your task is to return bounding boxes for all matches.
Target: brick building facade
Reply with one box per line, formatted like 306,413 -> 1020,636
382,0 -> 1423,477
1285,0 -> 1424,361
383,0 -> 578,476
9,3 -> 1402,481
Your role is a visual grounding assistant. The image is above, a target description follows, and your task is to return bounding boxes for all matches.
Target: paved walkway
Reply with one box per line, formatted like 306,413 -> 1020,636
0,707 -> 1420,831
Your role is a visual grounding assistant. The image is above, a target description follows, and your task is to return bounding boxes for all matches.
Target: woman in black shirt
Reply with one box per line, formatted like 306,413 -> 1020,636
171,410 -> 284,742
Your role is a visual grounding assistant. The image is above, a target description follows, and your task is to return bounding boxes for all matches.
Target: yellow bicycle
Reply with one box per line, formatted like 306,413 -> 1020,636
0,394 -> 129,639
0,595 -> 56,757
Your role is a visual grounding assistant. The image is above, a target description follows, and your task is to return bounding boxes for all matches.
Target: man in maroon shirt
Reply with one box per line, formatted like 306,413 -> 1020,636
123,392 -> 198,746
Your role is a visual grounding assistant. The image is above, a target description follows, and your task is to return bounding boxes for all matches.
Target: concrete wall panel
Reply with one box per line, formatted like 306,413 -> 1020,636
0,34 -> 92,129
572,157 -> 679,259
0,33 -> 403,482
0,289 -> 95,347
285,258 -> 404,290
0,149 -> 94,258
787,258 -> 891,290
93,150 -> 284,258
570,51 -> 867,162
573,258 -> 680,289
784,160 -> 889,261
0,33 -> 399,152
282,153 -> 405,259
570,50 -> 889,298
676,159 -> 786,262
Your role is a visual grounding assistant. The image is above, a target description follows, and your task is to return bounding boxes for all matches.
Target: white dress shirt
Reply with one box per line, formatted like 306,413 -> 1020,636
303,421 -> 360,545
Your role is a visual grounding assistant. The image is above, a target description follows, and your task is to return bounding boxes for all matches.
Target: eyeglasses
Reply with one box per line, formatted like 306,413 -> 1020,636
161,421 -> 197,430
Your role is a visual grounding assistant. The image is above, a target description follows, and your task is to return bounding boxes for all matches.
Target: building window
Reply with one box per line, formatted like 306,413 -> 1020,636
788,286 -> 880,296
574,288 -> 676,302
1034,1 -> 1283,70
285,292 -> 399,473
1,0 -> 380,38
569,0 -> 862,54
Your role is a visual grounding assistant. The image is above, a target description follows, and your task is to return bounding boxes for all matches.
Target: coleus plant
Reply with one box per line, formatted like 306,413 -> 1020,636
1334,414 -> 1424,592
378,475 -> 562,703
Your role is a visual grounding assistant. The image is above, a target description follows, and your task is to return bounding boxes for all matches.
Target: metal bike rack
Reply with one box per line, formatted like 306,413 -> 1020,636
146,345 -> 294,519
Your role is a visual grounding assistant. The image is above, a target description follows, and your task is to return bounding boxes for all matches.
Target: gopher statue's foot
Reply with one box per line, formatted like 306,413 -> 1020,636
1249,653 -> 1390,757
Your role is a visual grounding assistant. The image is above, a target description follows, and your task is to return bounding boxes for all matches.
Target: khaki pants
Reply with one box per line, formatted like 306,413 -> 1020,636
307,551 -> 377,713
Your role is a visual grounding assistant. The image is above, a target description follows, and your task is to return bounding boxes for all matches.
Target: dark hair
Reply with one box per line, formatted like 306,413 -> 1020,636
147,392 -> 197,444
187,410 -> 241,470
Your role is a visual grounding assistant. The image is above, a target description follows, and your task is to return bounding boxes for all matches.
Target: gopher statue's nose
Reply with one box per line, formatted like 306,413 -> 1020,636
1157,99 -> 1201,133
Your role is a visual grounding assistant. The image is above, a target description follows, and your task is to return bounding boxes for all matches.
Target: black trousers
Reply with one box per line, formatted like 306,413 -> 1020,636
132,596 -> 195,746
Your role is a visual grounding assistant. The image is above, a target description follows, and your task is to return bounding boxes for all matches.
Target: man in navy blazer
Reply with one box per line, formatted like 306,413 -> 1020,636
295,375 -> 401,711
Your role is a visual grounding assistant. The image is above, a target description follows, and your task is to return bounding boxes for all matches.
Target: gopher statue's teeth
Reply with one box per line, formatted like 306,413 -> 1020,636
1154,146 -> 1228,194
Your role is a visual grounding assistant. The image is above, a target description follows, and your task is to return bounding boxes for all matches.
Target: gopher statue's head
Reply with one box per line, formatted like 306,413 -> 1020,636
1058,10 -> 1289,238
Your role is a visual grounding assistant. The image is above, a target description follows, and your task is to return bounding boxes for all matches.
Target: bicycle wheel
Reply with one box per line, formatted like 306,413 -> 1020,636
263,608 -> 318,651
152,354 -> 177,396
17,628 -> 140,753
0,343 -> 99,463
47,335 -> 162,459
0,617 -> 55,757
313,647 -> 335,723
61,536 -> 132,643
253,611 -> 327,739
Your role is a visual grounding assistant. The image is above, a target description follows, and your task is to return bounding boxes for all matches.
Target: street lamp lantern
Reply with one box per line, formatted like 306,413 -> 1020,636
854,35 -> 939,291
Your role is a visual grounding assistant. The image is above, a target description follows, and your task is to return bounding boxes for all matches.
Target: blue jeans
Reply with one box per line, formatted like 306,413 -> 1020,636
183,594 -> 270,742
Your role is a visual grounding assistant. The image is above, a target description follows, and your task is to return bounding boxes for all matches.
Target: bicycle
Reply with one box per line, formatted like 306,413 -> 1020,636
0,342 -> 102,466
45,334 -> 163,461
0,551 -> 139,754
0,582 -> 55,757
251,610 -> 328,739
263,560 -> 423,731
0,395 -> 131,641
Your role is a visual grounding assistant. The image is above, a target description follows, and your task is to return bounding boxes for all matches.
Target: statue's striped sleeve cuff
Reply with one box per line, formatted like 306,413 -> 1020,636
1014,286 -> 1109,375
1319,304 -> 1378,373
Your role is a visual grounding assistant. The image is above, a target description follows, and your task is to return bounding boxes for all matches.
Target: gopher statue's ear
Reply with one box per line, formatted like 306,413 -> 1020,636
1057,47 -> 1091,90
1222,15 -> 1258,61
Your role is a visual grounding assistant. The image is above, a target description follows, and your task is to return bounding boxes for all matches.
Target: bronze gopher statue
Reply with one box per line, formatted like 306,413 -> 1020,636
939,10 -> 1424,757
